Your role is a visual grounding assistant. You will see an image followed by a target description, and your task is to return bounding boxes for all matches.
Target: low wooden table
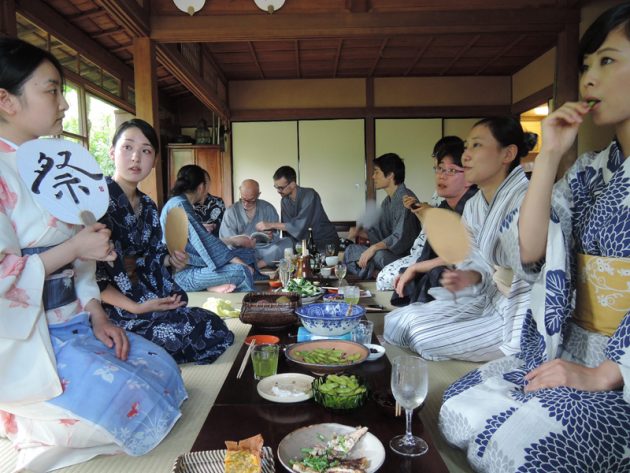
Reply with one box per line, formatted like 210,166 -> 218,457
192,325 -> 448,473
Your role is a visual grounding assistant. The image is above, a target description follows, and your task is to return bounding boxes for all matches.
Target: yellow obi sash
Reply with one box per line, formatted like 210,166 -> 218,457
574,253 -> 630,336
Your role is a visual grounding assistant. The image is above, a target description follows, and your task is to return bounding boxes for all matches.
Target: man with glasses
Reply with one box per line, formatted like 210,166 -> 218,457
220,179 -> 292,268
255,166 -> 338,253
344,153 -> 421,279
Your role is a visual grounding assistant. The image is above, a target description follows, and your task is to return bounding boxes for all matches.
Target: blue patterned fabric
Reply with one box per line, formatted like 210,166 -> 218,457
439,141 -> 630,472
47,313 -> 187,455
160,195 -> 255,292
97,178 -> 234,364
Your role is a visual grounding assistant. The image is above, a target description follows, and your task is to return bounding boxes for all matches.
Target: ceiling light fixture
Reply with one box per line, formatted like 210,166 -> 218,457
254,0 -> 286,14
173,0 -> 206,16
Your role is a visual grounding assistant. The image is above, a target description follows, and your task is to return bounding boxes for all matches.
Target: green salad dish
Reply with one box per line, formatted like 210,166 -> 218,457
312,374 -> 368,410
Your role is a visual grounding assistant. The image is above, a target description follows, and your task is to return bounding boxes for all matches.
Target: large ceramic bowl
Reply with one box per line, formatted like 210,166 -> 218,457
285,339 -> 369,376
295,302 -> 365,336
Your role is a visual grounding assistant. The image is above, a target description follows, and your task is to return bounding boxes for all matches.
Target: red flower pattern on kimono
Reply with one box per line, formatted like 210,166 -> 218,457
0,177 -> 17,213
6,283 -> 29,308
0,254 -> 26,278
59,418 -> 79,426
0,411 -> 17,435
127,402 -> 140,418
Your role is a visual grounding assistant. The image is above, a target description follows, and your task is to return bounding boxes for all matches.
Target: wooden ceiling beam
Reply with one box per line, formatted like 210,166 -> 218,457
16,0 -> 134,84
248,41 -> 265,79
333,39 -> 343,78
156,44 -> 229,120
97,0 -> 150,38
404,36 -> 433,76
368,38 -> 388,77
295,40 -> 300,79
474,34 -> 527,75
66,7 -> 104,22
440,34 -> 480,75
151,9 -> 578,42
91,26 -> 124,40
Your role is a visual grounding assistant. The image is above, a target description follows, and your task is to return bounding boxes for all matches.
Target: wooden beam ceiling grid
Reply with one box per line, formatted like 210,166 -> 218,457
333,39 -> 343,77
440,34 -> 481,75
405,36 -> 433,76
247,41 -> 265,79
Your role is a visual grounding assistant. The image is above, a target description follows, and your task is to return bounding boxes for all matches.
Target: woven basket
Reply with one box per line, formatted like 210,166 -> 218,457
239,291 -> 301,329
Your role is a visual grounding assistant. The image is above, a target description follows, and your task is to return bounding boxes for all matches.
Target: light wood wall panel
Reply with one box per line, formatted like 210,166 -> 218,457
298,120 -> 365,221
231,121 -> 298,210
375,119 -> 442,203
443,118 -> 482,142
512,48 -> 556,104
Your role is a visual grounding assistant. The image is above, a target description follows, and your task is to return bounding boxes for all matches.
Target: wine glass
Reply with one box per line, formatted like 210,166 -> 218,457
278,259 -> 291,288
390,355 -> 428,456
334,262 -> 347,281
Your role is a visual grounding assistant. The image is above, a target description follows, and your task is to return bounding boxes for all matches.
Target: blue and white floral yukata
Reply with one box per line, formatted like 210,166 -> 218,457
97,178 -> 235,364
439,141 -> 630,472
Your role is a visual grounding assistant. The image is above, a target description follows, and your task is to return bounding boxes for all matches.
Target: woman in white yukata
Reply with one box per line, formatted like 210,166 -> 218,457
440,4 -> 630,471
0,38 -> 186,472
384,116 -> 535,361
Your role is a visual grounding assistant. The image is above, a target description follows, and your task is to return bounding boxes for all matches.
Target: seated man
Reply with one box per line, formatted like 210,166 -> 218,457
220,179 -> 293,268
344,153 -> 420,279
388,140 -> 477,305
255,166 -> 339,252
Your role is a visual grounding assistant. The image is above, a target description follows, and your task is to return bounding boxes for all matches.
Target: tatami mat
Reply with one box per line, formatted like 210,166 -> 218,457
1,286 -> 476,473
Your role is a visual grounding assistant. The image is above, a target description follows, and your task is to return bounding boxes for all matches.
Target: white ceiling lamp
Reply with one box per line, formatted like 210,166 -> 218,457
254,0 -> 286,14
173,0 -> 206,16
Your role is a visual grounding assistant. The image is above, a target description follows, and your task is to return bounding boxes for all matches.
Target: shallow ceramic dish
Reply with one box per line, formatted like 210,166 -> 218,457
277,423 -> 385,473
312,375 -> 368,410
285,339 -> 369,376
295,302 -> 365,336
365,343 -> 386,361
256,373 -> 314,403
245,334 -> 280,346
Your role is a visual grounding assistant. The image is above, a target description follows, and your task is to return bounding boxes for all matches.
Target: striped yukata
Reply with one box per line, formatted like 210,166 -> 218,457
383,166 -> 533,361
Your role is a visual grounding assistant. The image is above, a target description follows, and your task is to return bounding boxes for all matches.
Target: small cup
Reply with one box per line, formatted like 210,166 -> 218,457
343,285 -> 360,304
320,267 -> 332,278
351,320 -> 374,346
251,344 -> 280,380
325,256 -> 339,266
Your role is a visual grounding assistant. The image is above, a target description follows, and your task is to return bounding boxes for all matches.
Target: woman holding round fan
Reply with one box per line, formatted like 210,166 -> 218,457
0,38 -> 186,472
384,116 -> 536,361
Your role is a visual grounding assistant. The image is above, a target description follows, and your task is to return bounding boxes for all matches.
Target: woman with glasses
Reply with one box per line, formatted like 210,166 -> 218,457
384,116 -> 535,361
160,164 -> 256,293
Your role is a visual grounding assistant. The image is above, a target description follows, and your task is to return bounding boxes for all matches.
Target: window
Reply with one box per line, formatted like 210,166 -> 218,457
87,95 -> 117,176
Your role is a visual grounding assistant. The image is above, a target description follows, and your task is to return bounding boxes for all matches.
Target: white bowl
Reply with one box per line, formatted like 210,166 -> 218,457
365,344 -> 386,361
325,256 -> 339,266
320,267 -> 332,278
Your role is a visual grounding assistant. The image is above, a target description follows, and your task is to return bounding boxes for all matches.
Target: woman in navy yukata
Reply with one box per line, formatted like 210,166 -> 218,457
96,119 -> 234,364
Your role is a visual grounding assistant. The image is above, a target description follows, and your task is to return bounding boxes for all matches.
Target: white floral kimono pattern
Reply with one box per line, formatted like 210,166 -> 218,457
0,146 -> 186,472
439,141 -> 630,472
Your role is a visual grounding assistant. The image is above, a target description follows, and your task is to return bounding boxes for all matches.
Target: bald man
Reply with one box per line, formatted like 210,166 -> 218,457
219,179 -> 292,268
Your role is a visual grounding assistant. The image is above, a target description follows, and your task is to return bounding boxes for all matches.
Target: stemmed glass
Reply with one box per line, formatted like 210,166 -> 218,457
278,258 -> 291,289
334,262 -> 347,285
390,355 -> 428,456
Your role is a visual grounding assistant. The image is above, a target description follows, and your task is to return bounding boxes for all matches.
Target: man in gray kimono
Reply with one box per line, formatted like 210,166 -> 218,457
255,166 -> 339,252
220,179 -> 292,268
344,153 -> 420,279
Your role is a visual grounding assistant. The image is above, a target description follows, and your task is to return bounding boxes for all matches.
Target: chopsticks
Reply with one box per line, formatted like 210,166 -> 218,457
395,401 -> 402,417
236,340 -> 256,379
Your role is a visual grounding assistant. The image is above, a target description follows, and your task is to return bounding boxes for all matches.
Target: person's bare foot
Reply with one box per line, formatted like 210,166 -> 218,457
207,283 -> 236,293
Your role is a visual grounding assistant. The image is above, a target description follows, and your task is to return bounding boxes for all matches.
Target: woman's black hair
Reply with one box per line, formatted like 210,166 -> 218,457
473,116 -> 533,172
112,118 -> 159,151
579,3 -> 630,68
0,37 -> 64,95
170,164 -> 206,196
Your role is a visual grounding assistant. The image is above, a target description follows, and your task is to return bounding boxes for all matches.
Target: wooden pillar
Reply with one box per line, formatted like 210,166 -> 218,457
365,77 -> 375,201
554,22 -> 579,177
133,37 -> 163,206
0,0 -> 17,38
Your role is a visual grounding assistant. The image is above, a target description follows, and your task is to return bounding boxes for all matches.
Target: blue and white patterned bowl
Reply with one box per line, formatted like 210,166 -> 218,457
295,302 -> 365,336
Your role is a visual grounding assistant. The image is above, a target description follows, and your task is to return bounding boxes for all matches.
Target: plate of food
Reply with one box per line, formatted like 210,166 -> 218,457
281,278 -> 324,304
277,423 -> 384,473
257,373 -> 314,403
